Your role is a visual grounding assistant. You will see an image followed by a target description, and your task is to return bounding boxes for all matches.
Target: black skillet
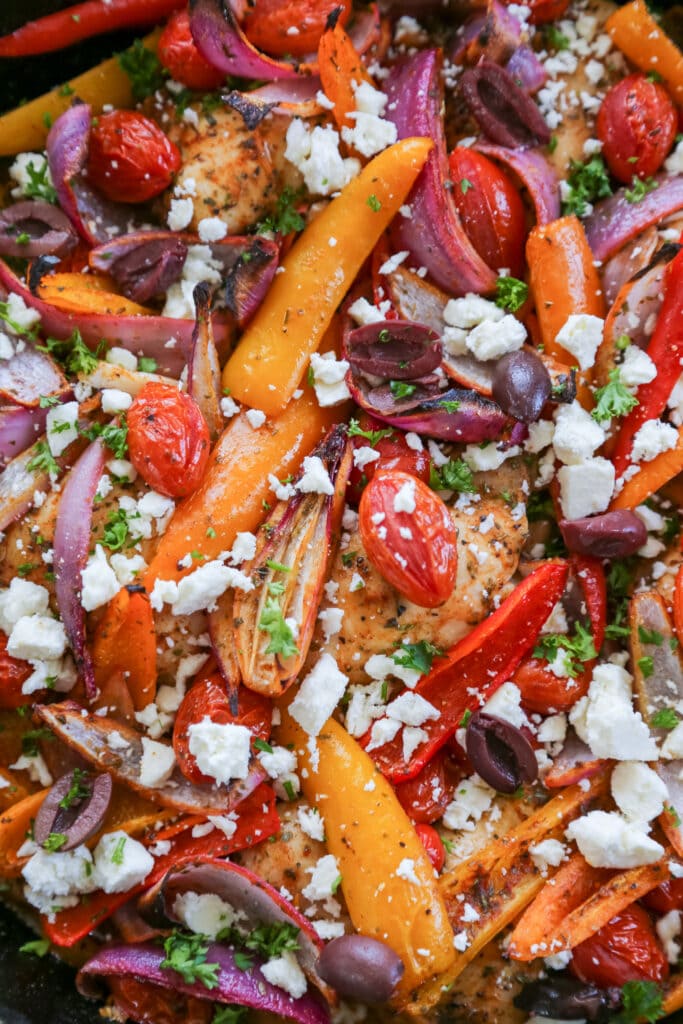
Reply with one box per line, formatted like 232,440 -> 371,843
2,1 -> 683,1023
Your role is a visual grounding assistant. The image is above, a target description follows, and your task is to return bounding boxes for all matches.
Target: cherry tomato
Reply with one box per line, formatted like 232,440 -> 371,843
127,382 -> 210,498
522,0 -> 570,24
572,905 -> 669,988
359,470 -> 458,608
347,416 -> 430,506
0,634 -> 35,709
643,878 -> 683,915
108,977 -> 212,1024
158,10 -> 226,91
596,74 -> 678,184
395,750 -> 459,823
514,656 -> 590,713
415,824 -> 446,873
241,0 -> 352,59
449,147 -> 527,277
87,111 -> 181,204
173,674 -> 272,784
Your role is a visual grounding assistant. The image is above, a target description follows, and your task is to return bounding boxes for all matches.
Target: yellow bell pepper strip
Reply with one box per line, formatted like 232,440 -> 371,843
35,273 -> 154,318
221,136 -> 434,417
606,0 -> 683,107
0,31 -> 159,157
274,712 -> 455,1000
143,388 -> 345,587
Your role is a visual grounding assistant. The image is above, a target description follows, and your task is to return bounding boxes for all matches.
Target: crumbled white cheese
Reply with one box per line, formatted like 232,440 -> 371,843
285,119 -> 360,196
167,196 -> 194,231
466,314 -> 526,362
555,314 -> 604,371
529,838 -> 567,873
393,477 -> 416,513
92,831 -> 154,893
619,345 -> 657,389
443,294 -> 504,330
187,717 -> 252,785
81,544 -> 120,612
309,351 -> 351,407
297,455 -> 334,496
611,761 -> 668,822
261,950 -> 308,999
553,401 -> 605,465
569,663 -> 658,761
0,578 -> 49,634
463,443 -> 520,473
8,614 -> 67,662
557,457 -> 614,520
174,891 -> 241,938
197,216 -> 228,242
297,804 -> 325,842
566,810 -> 664,868
289,653 -> 348,736
139,737 -> 176,788
46,401 -> 79,458
442,776 -> 496,832
386,692 -> 439,727
631,419 -> 679,464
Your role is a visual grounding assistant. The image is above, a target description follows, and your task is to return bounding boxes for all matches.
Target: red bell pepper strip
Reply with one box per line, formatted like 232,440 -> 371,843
570,554 -> 607,653
611,247 -> 683,481
43,783 -> 279,947
362,560 -> 569,784
0,0 -> 185,58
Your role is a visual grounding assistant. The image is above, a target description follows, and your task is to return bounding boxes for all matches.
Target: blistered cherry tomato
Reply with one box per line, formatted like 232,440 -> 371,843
523,0 -> 570,23
596,73 -> 678,184
127,382 -> 210,498
572,905 -> 669,988
242,0 -> 351,58
449,147 -> 527,277
87,111 -> 181,204
158,10 -> 226,91
643,878 -> 683,915
395,750 -> 460,824
415,824 -> 446,873
173,674 -> 271,784
0,634 -> 35,709
359,470 -> 458,608
108,977 -> 212,1024
514,656 -> 590,713
347,416 -> 430,506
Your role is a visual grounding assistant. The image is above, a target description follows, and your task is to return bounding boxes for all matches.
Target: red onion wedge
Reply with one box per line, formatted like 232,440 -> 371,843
189,283 -> 223,441
585,173 -> 683,262
544,727 -> 604,789
78,942 -> 330,1024
0,344 -> 68,408
475,141 -> 560,224
46,104 -> 144,246
221,236 -> 280,326
53,439 -> 105,698
601,226 -> 659,307
161,858 -> 324,983
0,200 -> 78,259
35,701 -> 267,816
89,232 -> 188,305
243,77 -> 324,118
384,50 -> 497,296
0,405 -> 47,465
0,258 -> 235,378
506,46 -> 547,94
460,61 -> 550,148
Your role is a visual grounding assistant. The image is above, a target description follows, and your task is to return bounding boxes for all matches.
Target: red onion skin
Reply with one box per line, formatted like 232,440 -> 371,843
0,258 -> 234,378
585,174 -> 683,261
475,141 -> 560,224
53,440 -> 106,699
78,942 -> 330,1024
506,46 -> 548,94
384,50 -> 497,296
601,227 -> 659,307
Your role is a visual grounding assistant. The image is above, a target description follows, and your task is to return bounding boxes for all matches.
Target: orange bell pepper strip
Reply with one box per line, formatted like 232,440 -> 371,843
274,712 -> 454,999
92,589 -> 156,711
0,789 -> 48,878
606,0 -> 683,107
363,560 -> 569,783
0,31 -> 159,157
610,426 -> 683,510
318,18 -> 373,134
35,272 -> 153,317
143,389 -> 344,587
526,216 -> 605,403
44,782 -> 279,946
222,136 -> 434,416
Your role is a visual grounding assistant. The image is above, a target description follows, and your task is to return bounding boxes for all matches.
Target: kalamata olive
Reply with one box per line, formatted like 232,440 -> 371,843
346,320 -> 443,380
559,510 -> 647,559
491,350 -> 551,423
34,769 -> 112,851
465,712 -> 538,794
514,977 -> 622,1021
316,935 -> 405,1004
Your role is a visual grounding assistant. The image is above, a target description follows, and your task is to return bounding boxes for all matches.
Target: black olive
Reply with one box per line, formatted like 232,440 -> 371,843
514,976 -> 622,1021
34,770 -> 112,851
491,349 -> 552,423
559,510 -> 648,559
465,712 -> 538,793
316,935 -> 405,1004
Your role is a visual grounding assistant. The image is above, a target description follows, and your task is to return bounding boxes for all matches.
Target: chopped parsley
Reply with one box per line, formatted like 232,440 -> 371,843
38,395 -> 61,408
23,159 -> 57,204
389,380 -> 417,399
42,832 -> 67,852
638,626 -> 664,646
82,418 -> 129,460
212,1008 -> 248,1024
460,709 -> 472,728
429,458 -> 476,494
265,560 -> 291,573
495,276 -> 528,313
651,708 -> 679,730
137,356 -> 157,373
0,301 -> 39,341
624,176 -> 658,204
19,939 -> 50,957
533,622 -> 597,677
256,187 -> 306,235
111,835 -> 127,865
460,178 -> 474,194
545,24 -> 569,49
612,980 -> 664,1024
21,728 -> 52,757
591,367 -> 638,423
59,768 -> 91,810
118,40 -> 167,101
258,597 -> 299,659
253,738 -> 273,753
38,329 -> 100,375
392,640 -> 443,675
243,922 -> 299,958
233,950 -> 254,972
367,194 -> 382,212
160,931 -> 220,989
561,156 -> 612,217
102,508 -> 131,552
348,418 -> 394,447
637,655 -> 655,678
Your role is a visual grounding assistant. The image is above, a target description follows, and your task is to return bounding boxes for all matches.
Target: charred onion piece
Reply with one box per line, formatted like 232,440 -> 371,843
89,232 -> 188,304
188,283 -> 223,440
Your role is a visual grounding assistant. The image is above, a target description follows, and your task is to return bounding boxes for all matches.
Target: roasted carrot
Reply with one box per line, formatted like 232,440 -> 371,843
221,136 -> 433,416
610,427 -> 683,509
606,0 -> 683,106
36,272 -> 152,317
318,18 -> 373,134
92,589 -> 156,711
675,565 -> 683,647
0,790 -> 48,877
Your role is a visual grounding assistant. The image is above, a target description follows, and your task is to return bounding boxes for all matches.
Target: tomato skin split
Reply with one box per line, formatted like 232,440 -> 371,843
127,382 -> 211,498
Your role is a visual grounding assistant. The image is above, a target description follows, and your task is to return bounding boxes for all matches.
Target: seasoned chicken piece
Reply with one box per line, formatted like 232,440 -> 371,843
163,105 -> 299,235
317,461 -> 529,682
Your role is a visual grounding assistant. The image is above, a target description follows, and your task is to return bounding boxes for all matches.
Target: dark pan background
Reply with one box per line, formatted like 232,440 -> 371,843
2,0 -> 683,1022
